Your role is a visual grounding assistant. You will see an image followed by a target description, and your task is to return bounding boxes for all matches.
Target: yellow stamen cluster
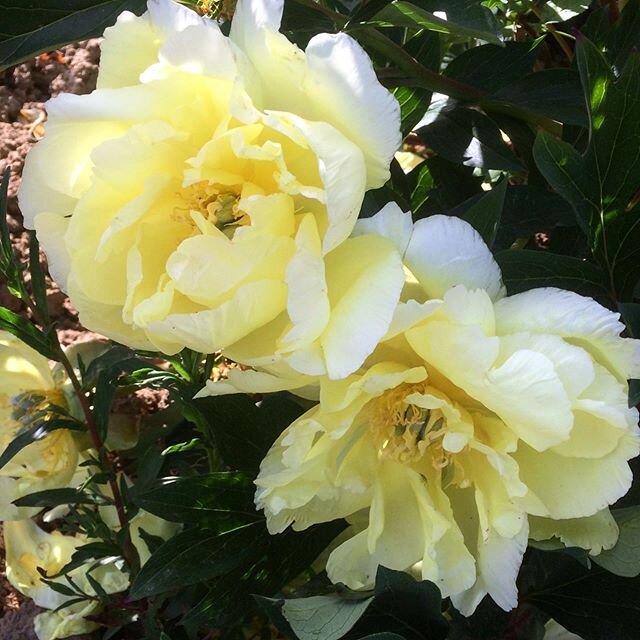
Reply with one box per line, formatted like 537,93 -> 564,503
10,389 -> 67,432
175,181 -> 249,237
368,383 -> 449,466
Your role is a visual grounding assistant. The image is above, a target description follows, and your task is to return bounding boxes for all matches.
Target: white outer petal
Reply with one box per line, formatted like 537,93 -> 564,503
304,33 -> 401,188
147,0 -> 205,35
353,202 -> 414,257
405,215 -> 505,301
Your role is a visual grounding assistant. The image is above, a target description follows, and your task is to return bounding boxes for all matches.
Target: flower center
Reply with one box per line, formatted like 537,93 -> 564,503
176,181 -> 249,238
10,389 -> 67,430
368,384 -> 449,466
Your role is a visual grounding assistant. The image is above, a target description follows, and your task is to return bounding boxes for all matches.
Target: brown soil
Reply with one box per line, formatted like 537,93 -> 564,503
0,39 -> 102,345
0,39 -> 103,640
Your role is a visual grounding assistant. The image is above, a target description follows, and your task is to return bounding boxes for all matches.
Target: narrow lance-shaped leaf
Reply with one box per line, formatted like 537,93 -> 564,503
28,232 -> 50,325
129,521 -> 263,599
0,0 -> 148,71
0,417 -> 84,470
369,0 -> 502,44
133,472 -> 258,524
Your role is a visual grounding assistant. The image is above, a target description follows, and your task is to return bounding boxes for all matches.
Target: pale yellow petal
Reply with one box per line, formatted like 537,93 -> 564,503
529,510 -> 619,555
321,234 -> 404,379
494,288 -> 640,381
146,279 -> 288,352
515,431 -> 639,519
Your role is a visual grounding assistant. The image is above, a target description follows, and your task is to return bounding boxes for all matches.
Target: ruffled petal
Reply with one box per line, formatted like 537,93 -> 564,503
407,292 -> 574,451
514,431 -> 640,519
304,33 -> 401,188
494,288 -> 640,381
195,368 -> 314,397
529,510 -> 619,555
452,520 -> 528,615
279,214 -> 330,352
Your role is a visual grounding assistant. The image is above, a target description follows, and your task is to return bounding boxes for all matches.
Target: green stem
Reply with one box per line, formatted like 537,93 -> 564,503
203,353 -> 216,384
348,27 -> 486,101
58,347 -> 137,571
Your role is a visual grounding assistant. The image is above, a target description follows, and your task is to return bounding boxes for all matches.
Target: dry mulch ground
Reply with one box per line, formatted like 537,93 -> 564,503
0,39 -> 103,640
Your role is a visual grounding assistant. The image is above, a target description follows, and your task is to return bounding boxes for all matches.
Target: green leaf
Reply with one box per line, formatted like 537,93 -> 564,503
534,39 -> 640,301
133,472 -> 257,524
408,163 -> 434,214
82,344 -> 148,388
0,0 -> 148,71
42,580 -> 81,598
0,417 -> 83,470
591,507 -> 640,578
370,0 -> 502,44
93,371 -> 116,441
533,131 -> 592,234
182,520 -> 346,631
620,303 -> 640,340
193,394 -> 304,475
620,306 -> 640,402
460,178 -> 507,247
280,594 -> 374,640
366,567 -> 448,640
539,0 -> 590,22
421,157 -> 483,213
488,69 -> 588,127
445,42 -> 539,93
282,0 -> 335,47
416,101 -> 523,171
0,307 -> 59,360
393,30 -> 440,136
56,541 -> 123,576
130,521 -> 263,599
608,0 -> 640,69
12,487 -> 106,508
494,185 -> 577,250
85,572 -> 109,600
495,250 -> 610,298
525,549 -> 640,640
0,168 -> 14,267
630,380 -> 640,407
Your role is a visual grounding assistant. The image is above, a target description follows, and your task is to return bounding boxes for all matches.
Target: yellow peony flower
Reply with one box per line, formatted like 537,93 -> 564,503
254,206 -> 640,615
0,332 -> 80,521
19,0 -> 402,377
4,509 -> 179,640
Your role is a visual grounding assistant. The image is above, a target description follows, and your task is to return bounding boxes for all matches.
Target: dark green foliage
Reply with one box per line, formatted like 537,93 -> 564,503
263,567 -> 449,640
0,0 -> 147,70
2,1 -> 640,639
524,549 -> 640,640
